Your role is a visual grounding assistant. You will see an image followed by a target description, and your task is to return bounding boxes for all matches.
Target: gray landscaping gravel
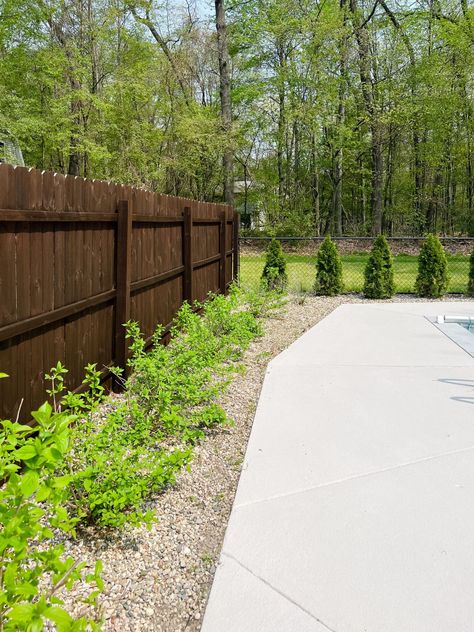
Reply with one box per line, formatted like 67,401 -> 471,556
59,293 -> 473,631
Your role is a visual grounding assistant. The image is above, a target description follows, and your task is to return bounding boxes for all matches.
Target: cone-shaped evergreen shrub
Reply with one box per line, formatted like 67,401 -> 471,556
468,249 -> 474,296
261,239 -> 287,290
415,234 -> 449,297
314,236 -> 343,296
363,235 -> 395,299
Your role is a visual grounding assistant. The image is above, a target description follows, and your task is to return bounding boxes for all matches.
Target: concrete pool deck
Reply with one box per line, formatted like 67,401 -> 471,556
202,302 -> 474,632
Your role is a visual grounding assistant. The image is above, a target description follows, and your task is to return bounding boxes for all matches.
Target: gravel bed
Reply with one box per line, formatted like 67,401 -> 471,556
58,293 -> 473,631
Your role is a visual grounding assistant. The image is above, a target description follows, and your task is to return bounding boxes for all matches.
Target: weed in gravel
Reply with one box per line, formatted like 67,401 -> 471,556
200,553 -> 213,566
256,351 -> 272,363
230,457 -> 244,470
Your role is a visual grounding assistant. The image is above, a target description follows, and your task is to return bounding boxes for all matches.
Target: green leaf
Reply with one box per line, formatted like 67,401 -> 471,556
14,583 -> 38,597
52,475 -> 71,489
3,463 -> 20,473
15,444 -> 37,460
3,563 -> 18,591
0,372 -> 8,378
44,606 -> 73,627
21,469 -> 39,497
7,603 -> 35,622
36,484 -> 51,501
31,401 -> 53,425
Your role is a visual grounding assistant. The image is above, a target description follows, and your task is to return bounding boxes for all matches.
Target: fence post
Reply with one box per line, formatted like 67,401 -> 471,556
183,206 -> 193,303
232,209 -> 239,284
219,209 -> 227,295
114,199 -> 132,386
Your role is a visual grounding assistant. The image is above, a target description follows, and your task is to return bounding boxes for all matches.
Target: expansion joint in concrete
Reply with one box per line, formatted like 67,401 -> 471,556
221,552 -> 338,632
236,443 -> 474,510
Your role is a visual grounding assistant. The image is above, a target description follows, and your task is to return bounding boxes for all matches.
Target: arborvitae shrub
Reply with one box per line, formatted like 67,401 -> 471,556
314,236 -> 343,296
261,239 -> 287,290
415,234 -> 449,297
363,235 -> 395,299
468,249 -> 474,296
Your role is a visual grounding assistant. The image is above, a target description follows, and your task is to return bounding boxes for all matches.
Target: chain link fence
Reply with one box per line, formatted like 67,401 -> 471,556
239,237 -> 474,294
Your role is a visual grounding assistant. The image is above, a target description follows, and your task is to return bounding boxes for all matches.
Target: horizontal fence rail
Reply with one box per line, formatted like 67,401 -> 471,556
240,235 -> 474,295
0,165 -> 237,422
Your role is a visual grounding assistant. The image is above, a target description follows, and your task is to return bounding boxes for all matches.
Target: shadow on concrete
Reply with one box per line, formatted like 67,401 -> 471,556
438,378 -> 474,404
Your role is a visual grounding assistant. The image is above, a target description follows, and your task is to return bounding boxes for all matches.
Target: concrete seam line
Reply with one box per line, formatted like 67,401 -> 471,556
221,551 -> 338,632
235,443 -> 474,509
269,363 -> 474,369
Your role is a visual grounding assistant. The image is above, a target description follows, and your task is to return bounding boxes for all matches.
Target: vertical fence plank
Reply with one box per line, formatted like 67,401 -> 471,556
0,164 -> 16,326
0,164 -> 16,419
115,199 -> 132,381
219,210 -> 227,295
183,206 -> 193,303
233,209 -> 239,283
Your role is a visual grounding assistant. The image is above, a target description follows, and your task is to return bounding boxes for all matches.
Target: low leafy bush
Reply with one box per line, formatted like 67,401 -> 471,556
67,402 -> 190,528
314,236 -> 343,296
43,363 -> 179,528
261,240 -> 287,290
468,249 -> 474,296
60,285 -> 271,528
415,234 -> 449,297
0,376 -> 102,631
363,235 -> 395,299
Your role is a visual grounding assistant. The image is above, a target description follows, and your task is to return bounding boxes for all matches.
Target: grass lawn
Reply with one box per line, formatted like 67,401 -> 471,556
240,253 -> 470,294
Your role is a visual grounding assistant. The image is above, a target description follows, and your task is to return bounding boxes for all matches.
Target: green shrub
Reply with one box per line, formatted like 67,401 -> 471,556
67,400 -> 191,528
363,235 -> 395,299
0,378 -> 102,631
415,234 -> 449,297
468,249 -> 474,296
61,285 -> 269,528
261,240 -> 287,290
314,236 -> 343,296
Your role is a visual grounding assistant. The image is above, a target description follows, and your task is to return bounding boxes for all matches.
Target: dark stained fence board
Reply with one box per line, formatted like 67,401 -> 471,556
219,211 -> 227,295
233,211 -> 239,282
115,200 -> 132,375
0,165 -> 235,421
183,206 -> 193,303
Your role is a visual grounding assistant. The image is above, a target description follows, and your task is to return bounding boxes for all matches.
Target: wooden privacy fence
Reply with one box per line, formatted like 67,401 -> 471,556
0,165 -> 238,422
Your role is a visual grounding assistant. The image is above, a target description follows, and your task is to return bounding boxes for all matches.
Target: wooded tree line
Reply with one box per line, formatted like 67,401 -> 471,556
1,0 -> 473,235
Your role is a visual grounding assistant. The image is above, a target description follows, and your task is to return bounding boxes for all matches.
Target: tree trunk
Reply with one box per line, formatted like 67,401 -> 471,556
350,0 -> 383,235
384,124 -> 396,235
215,0 -> 234,205
277,42 -> 286,211
311,133 -> 320,235
333,0 -> 348,236
379,0 -> 423,232
371,121 -> 383,235
333,146 -> 343,236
